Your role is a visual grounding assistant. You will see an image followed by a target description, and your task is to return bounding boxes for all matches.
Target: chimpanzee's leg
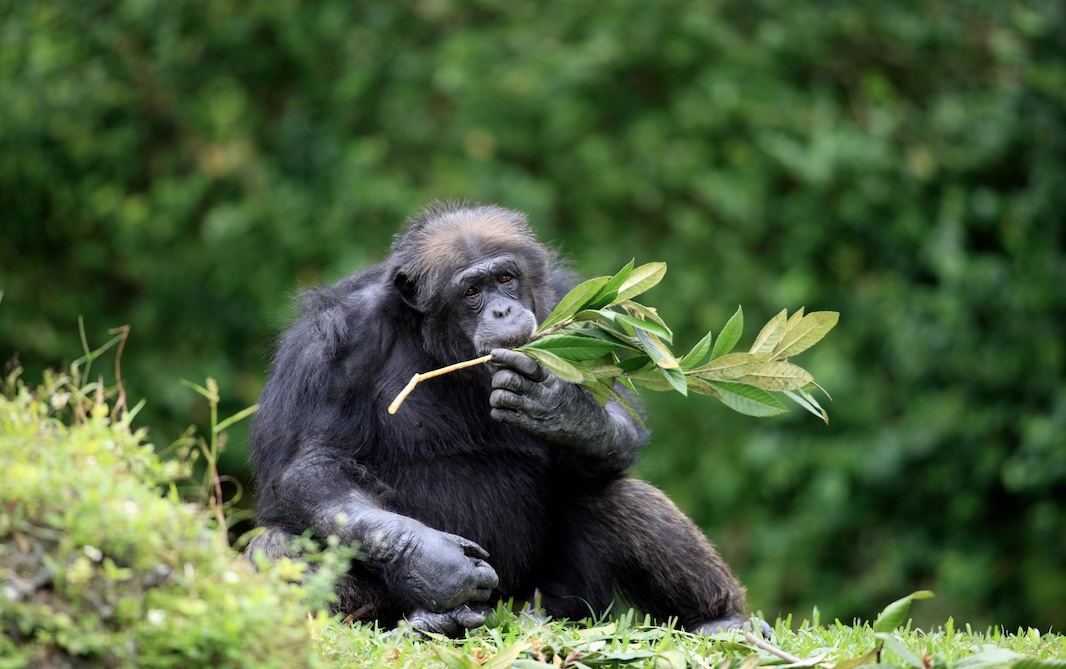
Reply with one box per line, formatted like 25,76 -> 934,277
534,477 -> 753,632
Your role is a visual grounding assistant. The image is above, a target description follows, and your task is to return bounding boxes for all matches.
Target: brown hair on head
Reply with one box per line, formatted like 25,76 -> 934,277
391,201 -> 553,315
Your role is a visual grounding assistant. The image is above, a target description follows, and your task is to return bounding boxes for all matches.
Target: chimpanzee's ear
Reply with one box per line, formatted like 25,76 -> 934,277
393,271 -> 421,311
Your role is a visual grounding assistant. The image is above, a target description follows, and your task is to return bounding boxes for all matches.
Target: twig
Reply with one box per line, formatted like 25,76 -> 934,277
388,354 -> 493,414
386,317 -> 570,416
110,324 -> 131,418
745,631 -> 804,664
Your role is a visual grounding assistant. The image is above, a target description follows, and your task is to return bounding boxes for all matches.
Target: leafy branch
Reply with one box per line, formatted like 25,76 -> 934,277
389,261 -> 837,422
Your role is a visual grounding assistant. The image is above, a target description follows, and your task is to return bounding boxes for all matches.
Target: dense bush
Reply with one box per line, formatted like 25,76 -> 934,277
2,0 -> 1063,629
0,370 -> 346,667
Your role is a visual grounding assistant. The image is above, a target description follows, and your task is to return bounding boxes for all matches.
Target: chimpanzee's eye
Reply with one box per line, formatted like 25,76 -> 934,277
465,286 -> 480,297
499,274 -> 513,284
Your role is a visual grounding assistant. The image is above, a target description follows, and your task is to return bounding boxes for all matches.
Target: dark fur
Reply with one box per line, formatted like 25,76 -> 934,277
248,201 -> 747,629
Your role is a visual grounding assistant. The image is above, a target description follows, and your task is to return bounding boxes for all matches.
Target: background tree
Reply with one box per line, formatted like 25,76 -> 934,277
1,0 -> 1063,630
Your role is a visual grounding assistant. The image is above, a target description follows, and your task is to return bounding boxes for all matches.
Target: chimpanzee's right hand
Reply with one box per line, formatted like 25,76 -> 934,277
360,514 -> 499,612
400,527 -> 499,611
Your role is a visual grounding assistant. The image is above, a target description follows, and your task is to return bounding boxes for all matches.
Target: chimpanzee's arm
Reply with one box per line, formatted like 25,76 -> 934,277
251,280 -> 497,613
272,449 -> 498,613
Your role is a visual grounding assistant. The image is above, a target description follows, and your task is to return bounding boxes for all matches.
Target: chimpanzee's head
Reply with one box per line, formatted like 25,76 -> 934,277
391,201 -> 556,363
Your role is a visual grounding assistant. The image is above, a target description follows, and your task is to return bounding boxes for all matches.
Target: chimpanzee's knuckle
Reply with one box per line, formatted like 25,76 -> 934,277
515,356 -> 540,377
489,408 -> 517,426
488,388 -> 509,407
489,389 -> 517,410
491,370 -> 523,392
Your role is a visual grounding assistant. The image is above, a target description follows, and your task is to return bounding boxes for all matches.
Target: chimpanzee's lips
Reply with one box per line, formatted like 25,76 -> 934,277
475,317 -> 537,356
477,334 -> 530,356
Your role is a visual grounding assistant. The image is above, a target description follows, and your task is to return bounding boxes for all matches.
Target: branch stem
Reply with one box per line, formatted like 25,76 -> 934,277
744,631 -> 803,664
387,354 -> 494,414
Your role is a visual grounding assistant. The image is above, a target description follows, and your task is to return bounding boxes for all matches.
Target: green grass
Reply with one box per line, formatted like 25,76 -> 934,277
310,604 -> 1066,669
2,363 -> 1064,668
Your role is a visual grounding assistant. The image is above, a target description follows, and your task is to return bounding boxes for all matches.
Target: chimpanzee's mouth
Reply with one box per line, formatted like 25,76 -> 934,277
475,317 -> 537,356
476,334 -> 530,357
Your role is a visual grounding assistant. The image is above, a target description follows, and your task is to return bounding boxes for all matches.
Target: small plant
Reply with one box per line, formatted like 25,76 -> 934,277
390,261 -> 837,421
180,377 -> 258,540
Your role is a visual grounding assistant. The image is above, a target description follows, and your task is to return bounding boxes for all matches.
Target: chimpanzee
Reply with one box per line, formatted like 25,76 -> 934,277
248,201 -> 765,636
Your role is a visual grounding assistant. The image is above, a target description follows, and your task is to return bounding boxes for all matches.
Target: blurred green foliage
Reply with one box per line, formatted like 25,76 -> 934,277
1,0 -> 1063,631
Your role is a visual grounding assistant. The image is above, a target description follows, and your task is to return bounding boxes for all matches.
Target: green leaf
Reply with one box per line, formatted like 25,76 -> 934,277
635,329 -> 679,370
711,306 -> 743,359
620,301 -> 673,342
775,306 -> 806,349
576,326 -> 635,348
483,643 -> 533,669
536,276 -> 610,333
688,352 -> 767,380
655,649 -> 687,669
951,650 -> 1031,669
575,307 -> 616,322
830,649 -> 881,669
608,386 -> 647,429
686,376 -> 721,398
615,313 -> 673,341
587,259 -> 635,309
584,378 -> 615,407
872,590 -> 934,634
522,349 -> 585,384
679,330 -> 715,369
707,381 -> 789,417
659,366 -> 687,396
573,310 -> 642,347
749,308 -> 788,354
627,369 -> 676,392
583,364 -> 624,379
736,361 -> 814,391
784,389 -> 829,424
614,261 -> 667,303
615,355 -> 653,374
432,645 -> 479,669
519,334 -> 617,361
775,311 -> 840,358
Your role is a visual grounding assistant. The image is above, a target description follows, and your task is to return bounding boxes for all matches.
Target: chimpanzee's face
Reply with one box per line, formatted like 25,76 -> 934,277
451,253 -> 538,356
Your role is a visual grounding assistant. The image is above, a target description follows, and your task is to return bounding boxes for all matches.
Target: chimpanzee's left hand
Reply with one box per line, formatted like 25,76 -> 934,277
489,348 -> 609,447
489,349 -> 647,471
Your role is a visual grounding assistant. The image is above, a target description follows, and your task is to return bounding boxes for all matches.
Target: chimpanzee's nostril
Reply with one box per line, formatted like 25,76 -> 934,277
493,305 -> 512,319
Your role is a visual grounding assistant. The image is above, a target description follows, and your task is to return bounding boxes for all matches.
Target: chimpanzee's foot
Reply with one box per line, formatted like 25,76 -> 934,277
693,614 -> 774,639
401,604 -> 489,637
